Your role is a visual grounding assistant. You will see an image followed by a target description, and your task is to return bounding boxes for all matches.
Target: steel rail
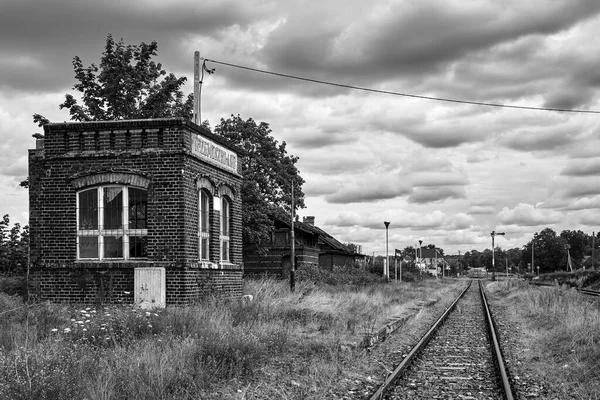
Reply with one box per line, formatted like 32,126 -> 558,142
368,280 -> 472,400
529,281 -> 600,297
576,288 -> 600,297
479,280 -> 515,400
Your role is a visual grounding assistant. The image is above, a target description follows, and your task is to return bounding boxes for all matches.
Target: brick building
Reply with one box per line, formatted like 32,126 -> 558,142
28,118 -> 243,306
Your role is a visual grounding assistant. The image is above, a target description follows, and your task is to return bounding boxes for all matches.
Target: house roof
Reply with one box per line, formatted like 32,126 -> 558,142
275,217 -> 358,255
309,225 -> 353,253
420,248 -> 444,259
275,219 -> 319,236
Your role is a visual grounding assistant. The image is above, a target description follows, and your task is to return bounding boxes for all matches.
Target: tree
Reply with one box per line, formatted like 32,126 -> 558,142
560,230 -> 588,268
506,248 -> 522,272
402,246 -> 416,260
0,214 -> 29,274
213,115 -> 305,249
33,34 -> 193,126
23,34 -> 195,190
521,228 -> 566,273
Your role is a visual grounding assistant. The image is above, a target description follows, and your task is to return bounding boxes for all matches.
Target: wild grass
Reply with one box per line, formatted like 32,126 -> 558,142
0,272 -> 462,399
493,280 -> 600,399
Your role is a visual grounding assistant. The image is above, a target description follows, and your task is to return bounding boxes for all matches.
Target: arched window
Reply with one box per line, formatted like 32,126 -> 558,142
77,185 -> 148,260
198,189 -> 211,260
220,196 -> 231,262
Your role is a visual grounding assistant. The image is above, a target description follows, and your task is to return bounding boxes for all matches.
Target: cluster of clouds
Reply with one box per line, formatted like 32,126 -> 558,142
1,0 -> 600,254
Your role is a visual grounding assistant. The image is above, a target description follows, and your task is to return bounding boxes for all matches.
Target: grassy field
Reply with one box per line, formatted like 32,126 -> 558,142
0,268 -> 464,400
487,279 -> 600,399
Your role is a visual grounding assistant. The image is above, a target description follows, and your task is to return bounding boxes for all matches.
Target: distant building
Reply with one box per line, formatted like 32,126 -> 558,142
418,247 -> 445,277
244,216 -> 365,277
28,118 -> 244,306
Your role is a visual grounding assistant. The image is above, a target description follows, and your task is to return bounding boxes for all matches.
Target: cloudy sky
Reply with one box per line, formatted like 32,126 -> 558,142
2,0 -> 600,256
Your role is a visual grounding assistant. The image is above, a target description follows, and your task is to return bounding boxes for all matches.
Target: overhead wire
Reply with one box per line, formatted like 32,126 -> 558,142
203,58 -> 600,114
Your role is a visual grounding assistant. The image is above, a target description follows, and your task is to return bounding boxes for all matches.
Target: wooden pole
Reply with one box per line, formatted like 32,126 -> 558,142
592,232 -> 595,270
290,182 -> 295,292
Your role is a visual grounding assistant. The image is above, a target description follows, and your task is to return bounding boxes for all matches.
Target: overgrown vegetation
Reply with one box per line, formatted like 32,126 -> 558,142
0,214 -> 29,275
535,269 -> 600,290
0,272 -> 461,399
490,280 -> 600,399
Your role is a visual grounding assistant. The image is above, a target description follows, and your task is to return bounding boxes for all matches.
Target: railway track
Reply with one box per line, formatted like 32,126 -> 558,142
369,280 -> 513,400
529,280 -> 600,297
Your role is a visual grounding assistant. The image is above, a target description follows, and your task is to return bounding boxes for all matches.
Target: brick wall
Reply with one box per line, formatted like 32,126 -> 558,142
28,118 -> 243,305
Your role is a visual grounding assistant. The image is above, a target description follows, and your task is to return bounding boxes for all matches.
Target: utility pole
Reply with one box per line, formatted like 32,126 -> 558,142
192,51 -> 214,125
193,52 -> 199,124
592,232 -> 595,270
418,240 -> 423,280
290,183 -> 295,292
532,237 -> 535,274
384,221 -> 390,279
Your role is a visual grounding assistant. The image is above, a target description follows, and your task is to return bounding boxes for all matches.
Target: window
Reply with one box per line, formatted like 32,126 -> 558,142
198,190 -> 210,260
77,185 -> 148,260
220,197 -> 230,261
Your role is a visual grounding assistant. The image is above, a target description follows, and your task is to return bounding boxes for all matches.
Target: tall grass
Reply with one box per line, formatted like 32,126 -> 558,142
495,281 -> 600,399
0,272 -> 463,399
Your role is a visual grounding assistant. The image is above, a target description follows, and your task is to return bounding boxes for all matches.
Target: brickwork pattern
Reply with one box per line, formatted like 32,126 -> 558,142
29,118 -> 243,305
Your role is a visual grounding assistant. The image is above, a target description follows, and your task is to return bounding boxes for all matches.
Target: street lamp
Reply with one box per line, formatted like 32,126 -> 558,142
491,230 -> 505,281
418,239 -> 423,277
384,221 -> 391,279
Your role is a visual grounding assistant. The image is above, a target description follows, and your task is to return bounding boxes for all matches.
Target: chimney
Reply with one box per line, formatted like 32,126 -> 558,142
303,216 -> 315,225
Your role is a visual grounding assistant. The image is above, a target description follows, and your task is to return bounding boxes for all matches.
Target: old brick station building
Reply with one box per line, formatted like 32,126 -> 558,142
28,118 -> 243,306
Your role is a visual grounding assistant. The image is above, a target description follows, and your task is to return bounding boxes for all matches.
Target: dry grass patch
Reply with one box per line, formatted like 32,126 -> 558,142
0,273 -> 464,399
488,280 -> 600,399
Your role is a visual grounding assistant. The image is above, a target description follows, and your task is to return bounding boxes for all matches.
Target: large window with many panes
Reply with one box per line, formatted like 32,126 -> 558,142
77,185 -> 148,260
220,196 -> 230,262
198,190 -> 211,260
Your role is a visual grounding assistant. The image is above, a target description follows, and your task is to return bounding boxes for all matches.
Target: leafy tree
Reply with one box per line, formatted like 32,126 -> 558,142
521,228 -> 566,273
560,229 -> 588,268
24,35 -> 195,190
402,246 -> 416,260
0,214 -> 9,265
506,248 -> 522,271
33,34 -> 193,126
0,215 -> 29,274
213,115 -> 305,250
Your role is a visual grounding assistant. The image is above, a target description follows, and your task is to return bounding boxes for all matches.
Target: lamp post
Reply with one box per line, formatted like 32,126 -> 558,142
384,221 -> 390,279
491,230 -> 505,281
418,239 -> 423,278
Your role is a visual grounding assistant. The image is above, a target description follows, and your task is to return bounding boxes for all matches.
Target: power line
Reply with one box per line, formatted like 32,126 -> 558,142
204,58 -> 600,114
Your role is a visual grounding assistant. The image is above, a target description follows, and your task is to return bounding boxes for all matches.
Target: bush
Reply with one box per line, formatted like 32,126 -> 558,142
0,274 -> 27,298
296,264 -> 386,286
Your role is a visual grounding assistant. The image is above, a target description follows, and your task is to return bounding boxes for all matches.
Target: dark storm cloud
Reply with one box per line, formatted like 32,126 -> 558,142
258,0 -> 600,90
0,0 -> 264,92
